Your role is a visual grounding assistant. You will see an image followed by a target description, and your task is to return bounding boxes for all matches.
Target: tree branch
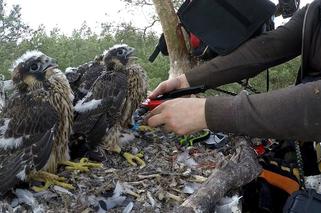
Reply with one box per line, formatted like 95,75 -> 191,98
175,139 -> 262,213
152,0 -> 191,78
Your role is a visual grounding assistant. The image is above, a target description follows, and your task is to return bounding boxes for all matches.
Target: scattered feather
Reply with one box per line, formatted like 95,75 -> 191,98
122,202 -> 134,213
215,195 -> 242,213
305,174 -> 321,194
177,150 -> 198,169
119,132 -> 136,146
97,181 -> 127,210
147,191 -> 156,207
182,182 -> 201,194
14,189 -> 45,213
53,186 -> 73,196
10,198 -> 19,208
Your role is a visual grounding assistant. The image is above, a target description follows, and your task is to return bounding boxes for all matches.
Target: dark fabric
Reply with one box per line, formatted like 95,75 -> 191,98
179,0 -> 276,55
187,1 -> 321,141
206,80 -> 321,141
185,5 -> 305,88
242,179 -> 289,213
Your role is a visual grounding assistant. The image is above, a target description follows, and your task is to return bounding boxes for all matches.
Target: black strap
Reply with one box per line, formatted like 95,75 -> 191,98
149,33 -> 168,63
266,68 -> 270,92
148,47 -> 161,62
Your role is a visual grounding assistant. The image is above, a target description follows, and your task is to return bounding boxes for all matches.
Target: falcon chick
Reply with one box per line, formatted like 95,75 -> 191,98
103,44 -> 148,128
70,44 -> 147,168
0,51 -> 101,195
0,50 -> 74,194
65,55 -> 105,105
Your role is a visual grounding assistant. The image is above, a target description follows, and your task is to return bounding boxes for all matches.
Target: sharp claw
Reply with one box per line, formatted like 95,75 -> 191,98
123,152 -> 146,168
138,125 -> 154,132
65,166 -> 89,172
129,160 -> 138,167
61,158 -> 103,172
32,181 -> 52,192
52,180 -> 74,190
30,171 -> 74,192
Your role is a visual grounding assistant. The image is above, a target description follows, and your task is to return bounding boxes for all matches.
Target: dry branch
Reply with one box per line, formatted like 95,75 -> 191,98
175,139 -> 262,213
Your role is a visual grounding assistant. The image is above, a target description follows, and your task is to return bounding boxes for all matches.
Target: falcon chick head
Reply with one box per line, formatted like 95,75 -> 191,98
11,50 -> 58,90
65,67 -> 81,83
103,44 -> 135,70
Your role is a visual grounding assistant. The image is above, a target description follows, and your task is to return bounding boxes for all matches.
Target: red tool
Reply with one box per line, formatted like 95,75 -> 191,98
141,99 -> 163,111
141,85 -> 207,111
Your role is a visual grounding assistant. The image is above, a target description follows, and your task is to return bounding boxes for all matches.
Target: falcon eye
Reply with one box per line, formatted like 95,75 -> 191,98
30,63 -> 39,72
117,49 -> 125,56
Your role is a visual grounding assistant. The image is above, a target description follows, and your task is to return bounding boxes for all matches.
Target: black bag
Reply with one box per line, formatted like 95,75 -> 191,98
149,0 -> 276,62
178,0 -> 276,56
283,189 -> 321,213
278,0 -> 300,18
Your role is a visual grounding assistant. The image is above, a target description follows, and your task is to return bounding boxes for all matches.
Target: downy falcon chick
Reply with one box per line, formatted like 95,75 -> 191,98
65,55 -> 105,105
0,50 -> 74,195
71,44 -> 147,167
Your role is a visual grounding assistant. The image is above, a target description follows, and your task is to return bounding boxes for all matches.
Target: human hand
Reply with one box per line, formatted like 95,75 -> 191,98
148,75 -> 190,99
146,98 -> 207,135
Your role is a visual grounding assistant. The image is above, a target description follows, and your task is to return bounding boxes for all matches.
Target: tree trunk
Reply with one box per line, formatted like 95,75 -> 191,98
175,139 -> 262,213
152,0 -> 191,79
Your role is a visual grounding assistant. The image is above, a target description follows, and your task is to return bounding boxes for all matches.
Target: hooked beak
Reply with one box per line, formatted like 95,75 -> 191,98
42,58 -> 58,72
125,47 -> 135,59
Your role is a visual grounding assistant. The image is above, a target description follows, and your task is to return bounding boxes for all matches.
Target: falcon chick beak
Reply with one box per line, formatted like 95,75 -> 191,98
42,58 -> 58,73
125,47 -> 135,59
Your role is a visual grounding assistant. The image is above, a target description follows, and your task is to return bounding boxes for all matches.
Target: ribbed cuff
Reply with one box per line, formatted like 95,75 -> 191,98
205,96 -> 238,133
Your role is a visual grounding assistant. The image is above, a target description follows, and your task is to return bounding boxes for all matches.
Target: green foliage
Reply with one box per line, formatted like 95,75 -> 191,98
0,1 -> 300,93
0,0 -> 30,43
0,3 -> 168,90
205,57 -> 300,96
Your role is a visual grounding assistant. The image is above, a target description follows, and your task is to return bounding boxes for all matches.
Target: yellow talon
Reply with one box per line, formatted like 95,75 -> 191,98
30,171 -> 74,192
60,157 -> 103,172
138,125 -> 154,132
136,151 -> 144,158
123,152 -> 146,169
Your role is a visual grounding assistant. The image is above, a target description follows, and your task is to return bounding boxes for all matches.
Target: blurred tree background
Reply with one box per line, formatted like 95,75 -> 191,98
0,0 -> 299,92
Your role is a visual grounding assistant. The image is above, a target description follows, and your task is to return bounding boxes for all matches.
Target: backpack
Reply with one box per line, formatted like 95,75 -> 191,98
149,0 -> 276,62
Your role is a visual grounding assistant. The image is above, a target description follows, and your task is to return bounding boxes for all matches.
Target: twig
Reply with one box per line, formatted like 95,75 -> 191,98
137,174 -> 161,179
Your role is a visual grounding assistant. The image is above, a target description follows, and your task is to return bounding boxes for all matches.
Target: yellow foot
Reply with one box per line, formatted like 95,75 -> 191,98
138,125 -> 155,132
123,152 -> 146,169
60,158 -> 103,172
30,171 -> 74,192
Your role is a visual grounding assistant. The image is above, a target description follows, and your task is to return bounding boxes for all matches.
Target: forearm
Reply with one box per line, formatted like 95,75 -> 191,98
205,80 -> 321,141
185,6 -> 306,88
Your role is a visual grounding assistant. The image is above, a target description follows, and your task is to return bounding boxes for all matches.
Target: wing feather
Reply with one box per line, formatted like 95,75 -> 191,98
72,71 -> 127,148
0,89 -> 58,195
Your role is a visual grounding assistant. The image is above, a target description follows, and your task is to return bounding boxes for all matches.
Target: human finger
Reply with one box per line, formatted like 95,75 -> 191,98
148,82 -> 168,99
147,113 -> 166,127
